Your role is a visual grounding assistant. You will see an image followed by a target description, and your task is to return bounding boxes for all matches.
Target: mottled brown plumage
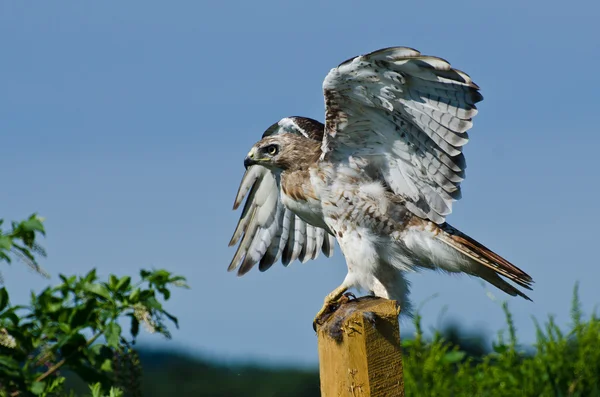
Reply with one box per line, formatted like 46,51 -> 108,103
228,47 -> 534,323
259,135 -> 320,170
281,170 -> 317,201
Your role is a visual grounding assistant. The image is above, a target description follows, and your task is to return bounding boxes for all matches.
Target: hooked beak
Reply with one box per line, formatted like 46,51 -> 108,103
243,156 -> 255,169
244,148 -> 257,169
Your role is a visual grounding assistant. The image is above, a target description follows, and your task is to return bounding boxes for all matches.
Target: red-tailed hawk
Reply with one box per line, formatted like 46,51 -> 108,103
228,47 -> 533,328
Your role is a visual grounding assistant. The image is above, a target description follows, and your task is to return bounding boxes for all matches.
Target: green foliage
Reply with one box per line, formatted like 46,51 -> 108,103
402,283 -> 600,396
88,383 -> 122,397
0,268 -> 187,396
0,215 -> 48,279
0,215 -> 188,397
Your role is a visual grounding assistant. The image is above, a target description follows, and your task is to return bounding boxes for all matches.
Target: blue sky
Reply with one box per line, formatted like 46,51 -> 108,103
2,0 -> 599,366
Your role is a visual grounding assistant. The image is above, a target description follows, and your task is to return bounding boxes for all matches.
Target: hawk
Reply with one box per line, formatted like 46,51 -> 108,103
228,47 -> 533,327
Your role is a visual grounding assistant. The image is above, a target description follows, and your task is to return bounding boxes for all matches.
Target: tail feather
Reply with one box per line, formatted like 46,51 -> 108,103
435,223 -> 534,297
478,268 -> 532,301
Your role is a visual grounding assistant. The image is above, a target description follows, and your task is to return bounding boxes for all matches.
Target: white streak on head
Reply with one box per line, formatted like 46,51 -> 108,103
278,117 -> 309,138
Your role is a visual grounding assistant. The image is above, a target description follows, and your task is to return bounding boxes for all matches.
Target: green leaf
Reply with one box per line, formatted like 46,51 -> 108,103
492,342 -> 508,354
0,251 -> 11,263
105,322 -> 122,348
0,235 -> 12,251
146,269 -> 172,287
0,355 -> 21,370
100,358 -> 113,372
30,381 -> 46,395
129,288 -> 140,302
158,287 -> 171,300
60,332 -> 87,357
45,300 -> 65,313
1,309 -> 20,326
0,287 -> 9,312
169,275 -> 189,289
83,283 -> 111,300
74,363 -> 110,385
46,377 -> 65,393
163,310 -> 179,328
59,274 -> 76,286
21,217 -> 45,234
144,296 -> 162,310
109,274 -> 118,290
84,269 -> 98,283
88,382 -> 102,397
443,350 -> 466,364
109,387 -> 124,397
153,269 -> 170,279
69,300 -> 97,328
116,276 -> 131,292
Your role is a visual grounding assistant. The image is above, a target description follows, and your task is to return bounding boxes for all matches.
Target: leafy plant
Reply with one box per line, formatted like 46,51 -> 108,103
88,383 -> 122,397
402,283 -> 600,397
0,214 -> 48,279
0,267 -> 187,396
0,216 -> 188,396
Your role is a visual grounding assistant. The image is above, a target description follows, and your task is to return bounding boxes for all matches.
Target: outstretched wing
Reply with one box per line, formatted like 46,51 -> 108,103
321,47 -> 483,223
228,118 -> 335,276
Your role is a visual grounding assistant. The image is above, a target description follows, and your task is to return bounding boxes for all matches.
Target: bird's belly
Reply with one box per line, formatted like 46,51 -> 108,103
281,192 -> 329,231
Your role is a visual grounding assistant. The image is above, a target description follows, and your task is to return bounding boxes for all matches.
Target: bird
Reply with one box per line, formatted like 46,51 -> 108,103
227,46 -> 533,328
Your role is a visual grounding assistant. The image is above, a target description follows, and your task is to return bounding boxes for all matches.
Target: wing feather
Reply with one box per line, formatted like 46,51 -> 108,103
291,216 -> 306,264
300,225 -> 316,263
281,212 -> 296,266
313,228 -> 324,260
228,117 -> 335,275
321,233 -> 335,258
322,47 -> 482,223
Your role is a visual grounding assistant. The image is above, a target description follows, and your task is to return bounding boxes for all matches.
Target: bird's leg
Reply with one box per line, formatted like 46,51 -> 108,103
313,284 -> 349,331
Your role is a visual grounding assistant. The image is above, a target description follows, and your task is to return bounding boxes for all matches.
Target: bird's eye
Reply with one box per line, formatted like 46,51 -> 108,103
266,145 -> 279,155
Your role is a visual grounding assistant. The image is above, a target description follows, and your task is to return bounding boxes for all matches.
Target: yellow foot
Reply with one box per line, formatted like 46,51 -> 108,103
312,285 -> 352,331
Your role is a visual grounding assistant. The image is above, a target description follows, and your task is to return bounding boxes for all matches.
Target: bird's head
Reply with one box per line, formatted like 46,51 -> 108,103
244,134 -> 320,172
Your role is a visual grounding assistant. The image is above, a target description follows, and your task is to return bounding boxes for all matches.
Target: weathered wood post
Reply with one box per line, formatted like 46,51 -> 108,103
316,296 -> 405,397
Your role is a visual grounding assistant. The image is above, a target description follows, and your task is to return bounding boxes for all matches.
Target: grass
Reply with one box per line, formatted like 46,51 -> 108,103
403,283 -> 600,396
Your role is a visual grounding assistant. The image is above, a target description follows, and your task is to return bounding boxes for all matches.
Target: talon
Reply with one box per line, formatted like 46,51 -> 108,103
312,285 -> 350,331
313,301 -> 338,332
344,292 -> 357,300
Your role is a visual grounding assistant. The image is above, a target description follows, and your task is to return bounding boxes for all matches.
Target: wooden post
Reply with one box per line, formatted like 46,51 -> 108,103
317,297 -> 405,397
